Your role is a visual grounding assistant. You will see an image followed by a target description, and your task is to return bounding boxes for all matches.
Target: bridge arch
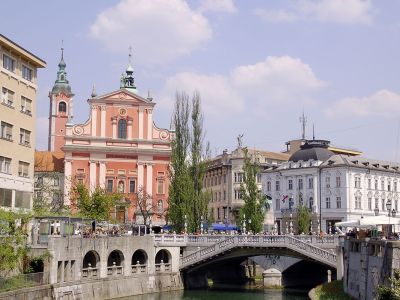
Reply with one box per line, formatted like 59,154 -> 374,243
155,249 -> 171,264
132,249 -> 148,265
107,249 -> 124,267
83,250 -> 100,268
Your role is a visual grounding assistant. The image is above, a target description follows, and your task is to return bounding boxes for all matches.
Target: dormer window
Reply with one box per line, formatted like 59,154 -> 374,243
118,119 -> 127,139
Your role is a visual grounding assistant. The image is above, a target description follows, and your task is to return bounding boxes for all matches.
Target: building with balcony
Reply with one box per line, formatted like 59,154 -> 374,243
262,139 -> 400,233
204,139 -> 290,229
0,34 -> 46,210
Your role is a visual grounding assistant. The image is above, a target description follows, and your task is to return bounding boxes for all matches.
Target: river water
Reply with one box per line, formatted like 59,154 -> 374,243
119,286 -> 309,300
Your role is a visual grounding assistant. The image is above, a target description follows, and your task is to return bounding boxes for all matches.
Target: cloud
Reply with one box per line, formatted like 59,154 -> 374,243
326,89 -> 400,118
198,0 -> 237,14
255,0 -> 373,24
89,0 -> 212,64
156,56 -> 324,116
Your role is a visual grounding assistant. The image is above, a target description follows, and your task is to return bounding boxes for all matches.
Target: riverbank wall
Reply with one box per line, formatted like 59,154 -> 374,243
0,273 -> 183,300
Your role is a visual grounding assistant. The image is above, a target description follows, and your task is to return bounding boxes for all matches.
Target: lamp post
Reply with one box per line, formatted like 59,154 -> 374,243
387,199 -> 393,235
184,214 -> 187,234
248,218 -> 252,234
200,216 -> 204,235
310,220 -> 313,235
392,209 -> 397,233
289,213 -> 293,235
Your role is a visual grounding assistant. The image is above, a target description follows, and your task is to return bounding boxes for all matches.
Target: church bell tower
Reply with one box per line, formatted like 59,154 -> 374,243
48,47 -> 74,152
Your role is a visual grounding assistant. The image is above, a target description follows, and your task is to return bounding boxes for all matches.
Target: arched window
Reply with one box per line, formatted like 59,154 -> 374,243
118,119 -> 127,139
58,101 -> 67,114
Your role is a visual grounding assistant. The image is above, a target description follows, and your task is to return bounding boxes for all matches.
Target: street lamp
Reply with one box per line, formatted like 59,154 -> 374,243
242,214 -> 246,235
248,219 -> 252,234
387,199 -> 393,235
289,213 -> 293,235
200,216 -> 204,235
310,220 -> 313,235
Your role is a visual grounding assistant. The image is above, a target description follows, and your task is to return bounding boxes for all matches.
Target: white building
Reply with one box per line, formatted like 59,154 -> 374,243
261,139 -> 400,233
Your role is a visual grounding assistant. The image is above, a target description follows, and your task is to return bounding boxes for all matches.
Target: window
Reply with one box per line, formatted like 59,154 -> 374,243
336,197 -> 342,209
234,172 -> 243,183
381,199 -> 385,212
22,65 -> 33,81
309,197 -> 314,209
375,179 -> 378,190
275,180 -> 280,191
21,96 -> 32,115
157,179 -> 164,194
129,180 -> 136,193
118,119 -> 127,139
368,179 -> 372,189
2,55 -> 15,72
368,197 -> 372,211
218,176 -> 221,185
224,190 -> 226,200
298,178 -> 303,190
325,177 -> 330,188
2,87 -> 14,106
0,156 -> 11,174
381,180 -> 385,190
18,161 -> 29,177
288,179 -> 293,190
223,175 -> 226,184
107,179 -> 113,192
375,198 -> 379,209
15,191 -> 30,209
326,197 -> 331,209
118,180 -> 125,193
0,122 -> 12,141
58,101 -> 67,114
20,129 -> 31,146
54,177 -> 60,186
266,181 -> 271,192
336,176 -> 341,188
0,188 -> 12,207
388,182 -> 391,192
234,189 -> 242,199
275,198 -> 280,210
396,200 -> 399,213
354,177 -> 361,188
257,173 -> 261,183
355,196 -> 362,209
308,177 -> 313,189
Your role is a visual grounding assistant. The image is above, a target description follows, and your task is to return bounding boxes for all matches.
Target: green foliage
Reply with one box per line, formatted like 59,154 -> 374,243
297,204 -> 311,234
0,209 -> 31,275
314,280 -> 354,300
71,183 -> 121,220
168,91 -> 210,233
239,148 -> 267,233
377,269 -> 400,300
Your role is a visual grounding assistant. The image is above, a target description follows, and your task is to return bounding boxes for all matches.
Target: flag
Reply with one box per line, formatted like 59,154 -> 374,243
282,195 -> 288,203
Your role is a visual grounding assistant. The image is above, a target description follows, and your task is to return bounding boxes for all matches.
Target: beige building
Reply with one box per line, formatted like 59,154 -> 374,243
0,34 -> 46,210
204,139 -> 290,229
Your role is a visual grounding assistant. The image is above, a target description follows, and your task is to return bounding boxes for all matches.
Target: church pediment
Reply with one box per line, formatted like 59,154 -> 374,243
93,89 -> 154,105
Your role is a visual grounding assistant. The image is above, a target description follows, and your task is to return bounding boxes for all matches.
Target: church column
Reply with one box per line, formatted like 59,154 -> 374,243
146,163 -> 153,195
99,161 -> 106,189
313,174 -> 318,213
127,117 -> 133,139
64,159 -> 72,206
138,107 -> 144,139
147,109 -> 153,140
89,160 -> 97,193
112,117 -> 117,139
100,106 -> 106,137
91,106 -> 97,136
138,162 -> 144,189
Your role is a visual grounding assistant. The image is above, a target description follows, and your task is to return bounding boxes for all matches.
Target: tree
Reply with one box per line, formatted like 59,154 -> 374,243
297,204 -> 311,234
71,183 -> 121,220
239,148 -> 267,233
377,269 -> 400,300
168,91 -> 210,233
0,209 -> 31,276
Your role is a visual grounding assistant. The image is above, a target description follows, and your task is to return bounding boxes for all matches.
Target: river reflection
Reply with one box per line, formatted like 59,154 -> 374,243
119,286 -> 308,300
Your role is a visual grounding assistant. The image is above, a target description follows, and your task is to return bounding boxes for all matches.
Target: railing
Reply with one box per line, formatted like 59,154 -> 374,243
82,267 -> 98,279
0,272 -> 48,292
106,265 -> 123,276
131,264 -> 147,274
180,235 -> 337,269
155,262 -> 171,273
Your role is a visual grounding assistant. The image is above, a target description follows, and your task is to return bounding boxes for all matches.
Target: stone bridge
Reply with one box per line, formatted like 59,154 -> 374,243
178,235 -> 339,270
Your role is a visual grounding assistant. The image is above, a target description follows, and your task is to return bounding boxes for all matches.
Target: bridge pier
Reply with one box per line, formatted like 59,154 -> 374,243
183,272 -> 208,289
263,268 -> 282,288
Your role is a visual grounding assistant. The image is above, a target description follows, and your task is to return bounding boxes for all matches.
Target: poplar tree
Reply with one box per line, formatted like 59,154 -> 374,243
239,148 -> 267,233
168,91 -> 210,233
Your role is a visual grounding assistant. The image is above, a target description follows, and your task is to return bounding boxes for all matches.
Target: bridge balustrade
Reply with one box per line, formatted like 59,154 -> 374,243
155,261 -> 171,273
82,267 -> 98,279
131,263 -> 147,274
107,263 -> 123,276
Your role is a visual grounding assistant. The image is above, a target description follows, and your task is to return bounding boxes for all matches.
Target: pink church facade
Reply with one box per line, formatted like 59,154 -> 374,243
48,52 -> 173,225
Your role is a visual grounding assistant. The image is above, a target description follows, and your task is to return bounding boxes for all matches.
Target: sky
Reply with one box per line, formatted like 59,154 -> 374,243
2,0 -> 400,161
